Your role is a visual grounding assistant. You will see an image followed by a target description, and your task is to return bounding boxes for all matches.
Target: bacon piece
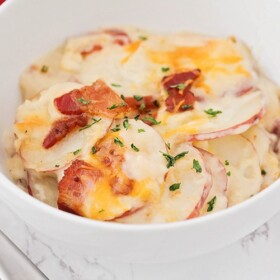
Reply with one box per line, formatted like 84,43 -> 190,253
58,160 -> 103,215
54,80 -> 128,118
43,113 -> 88,149
165,89 -> 195,113
54,89 -> 83,115
81,44 -> 103,57
162,69 -> 201,113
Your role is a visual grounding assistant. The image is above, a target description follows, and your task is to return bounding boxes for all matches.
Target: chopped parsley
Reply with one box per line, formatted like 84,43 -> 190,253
111,83 -> 121,87
107,103 -> 126,110
138,128 -> 145,133
41,65 -> 49,73
91,146 -> 97,155
121,94 -> 126,101
207,196 -> 217,212
153,100 -> 160,108
193,159 -> 202,173
107,104 -> 118,110
225,160 -> 230,166
204,108 -> 222,117
123,119 -> 130,130
133,95 -> 143,101
114,137 -> 124,147
131,143 -> 139,152
161,67 -> 170,72
181,104 -> 192,110
77,97 -> 90,105
79,118 -> 101,131
73,149 -> 81,156
134,114 -> 140,121
261,169 -> 267,176
169,183 -> 181,191
139,35 -> 147,41
227,171 -> 231,176
170,83 -> 186,90
55,164 -> 60,168
139,103 -> 146,111
142,116 -> 161,125
166,143 -> 171,150
161,151 -> 189,168
111,124 -> 121,132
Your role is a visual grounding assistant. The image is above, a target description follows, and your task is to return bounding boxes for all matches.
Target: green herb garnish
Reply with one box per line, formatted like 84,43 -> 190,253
131,143 -> 139,152
79,118 -> 101,131
134,114 -> 140,121
166,143 -> 171,150
133,95 -> 143,102
55,164 -> 60,168
142,116 -> 161,125
170,83 -> 186,90
261,169 -> 267,176
169,183 -> 181,191
181,104 -> 192,110
204,108 -> 222,117
111,83 -> 121,87
227,171 -> 231,176
114,137 -> 124,147
98,209 -> 105,213
139,103 -> 146,111
193,159 -> 202,173
77,97 -> 90,105
161,67 -> 170,72
225,160 -> 230,166
153,100 -> 160,108
91,146 -> 97,155
41,65 -> 49,73
73,149 -> 81,156
120,94 -> 126,101
161,151 -> 189,168
207,196 -> 217,212
123,119 -> 130,130
111,124 -> 121,132
138,128 -> 145,133
107,104 -> 118,110
139,36 -> 147,41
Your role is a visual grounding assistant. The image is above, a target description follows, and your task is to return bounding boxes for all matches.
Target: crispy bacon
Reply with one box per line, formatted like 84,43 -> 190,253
58,160 -> 103,215
81,44 -> 103,57
54,80 -> 129,118
43,114 -> 87,149
57,135 -> 136,217
165,90 -> 196,113
162,69 -> 201,113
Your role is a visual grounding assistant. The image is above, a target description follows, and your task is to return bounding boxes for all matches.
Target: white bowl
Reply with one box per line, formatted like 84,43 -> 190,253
1,0 -> 280,263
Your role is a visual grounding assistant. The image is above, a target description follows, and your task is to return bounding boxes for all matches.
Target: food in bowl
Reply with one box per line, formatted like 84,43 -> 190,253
7,27 -> 280,223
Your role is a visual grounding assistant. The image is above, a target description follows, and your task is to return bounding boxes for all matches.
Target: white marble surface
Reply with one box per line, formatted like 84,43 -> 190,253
1,202 -> 280,280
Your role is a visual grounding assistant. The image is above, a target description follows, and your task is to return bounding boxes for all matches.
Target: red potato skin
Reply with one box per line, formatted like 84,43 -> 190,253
187,150 -> 213,219
81,44 -> 103,57
187,107 -> 265,141
188,148 -> 228,218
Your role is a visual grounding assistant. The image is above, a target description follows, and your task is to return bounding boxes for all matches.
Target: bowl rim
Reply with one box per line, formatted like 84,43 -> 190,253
1,0 -> 280,233
1,171 -> 279,232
